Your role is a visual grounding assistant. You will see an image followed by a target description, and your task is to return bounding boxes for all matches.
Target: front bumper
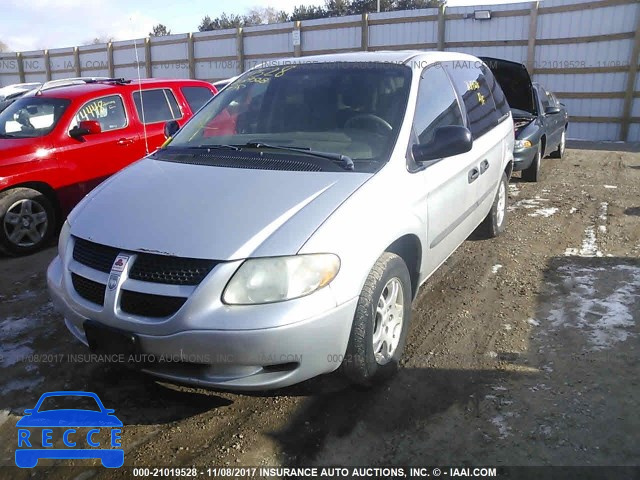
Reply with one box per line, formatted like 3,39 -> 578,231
47,252 -> 357,391
513,143 -> 538,171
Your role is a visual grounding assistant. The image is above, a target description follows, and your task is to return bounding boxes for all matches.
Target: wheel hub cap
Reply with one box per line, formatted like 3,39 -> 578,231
496,181 -> 506,226
373,277 -> 404,365
3,199 -> 48,248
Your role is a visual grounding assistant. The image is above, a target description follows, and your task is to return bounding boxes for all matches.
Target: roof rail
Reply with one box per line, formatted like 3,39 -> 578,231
35,77 -> 131,95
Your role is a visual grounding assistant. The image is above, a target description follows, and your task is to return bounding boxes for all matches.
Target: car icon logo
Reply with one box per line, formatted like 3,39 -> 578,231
15,391 -> 124,468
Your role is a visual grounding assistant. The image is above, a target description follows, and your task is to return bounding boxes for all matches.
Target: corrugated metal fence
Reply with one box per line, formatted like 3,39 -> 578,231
1,0 -> 639,141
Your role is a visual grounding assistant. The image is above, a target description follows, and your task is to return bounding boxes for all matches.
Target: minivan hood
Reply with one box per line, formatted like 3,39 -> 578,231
481,56 -> 536,115
69,158 -> 371,260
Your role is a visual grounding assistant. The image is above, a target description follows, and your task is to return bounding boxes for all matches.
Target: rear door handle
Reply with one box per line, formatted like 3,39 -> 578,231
468,168 -> 480,183
480,159 -> 489,174
117,137 -> 135,146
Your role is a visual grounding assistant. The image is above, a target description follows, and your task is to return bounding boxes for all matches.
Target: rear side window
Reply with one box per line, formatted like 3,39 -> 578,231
446,63 -> 500,139
481,65 -> 510,118
413,66 -> 464,145
538,87 -> 552,110
181,86 -> 214,112
133,89 -> 182,124
71,95 -> 127,132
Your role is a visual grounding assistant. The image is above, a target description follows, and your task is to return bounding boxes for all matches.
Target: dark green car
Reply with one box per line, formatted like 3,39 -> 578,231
482,57 -> 569,182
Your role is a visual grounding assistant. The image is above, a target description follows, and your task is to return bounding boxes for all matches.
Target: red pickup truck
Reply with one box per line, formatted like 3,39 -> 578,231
0,78 -> 217,255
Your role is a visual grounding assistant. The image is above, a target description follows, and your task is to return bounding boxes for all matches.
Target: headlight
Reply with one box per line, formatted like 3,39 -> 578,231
222,254 -> 340,305
58,220 -> 71,258
515,139 -> 533,149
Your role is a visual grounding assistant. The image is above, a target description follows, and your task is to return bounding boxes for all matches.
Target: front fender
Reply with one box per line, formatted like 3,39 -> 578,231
299,168 -> 426,306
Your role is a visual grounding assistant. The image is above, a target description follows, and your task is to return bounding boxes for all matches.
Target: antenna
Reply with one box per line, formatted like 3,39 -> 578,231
133,33 -> 150,155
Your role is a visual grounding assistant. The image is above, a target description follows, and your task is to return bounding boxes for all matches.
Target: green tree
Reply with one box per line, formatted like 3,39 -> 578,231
290,5 -> 328,21
149,24 -> 171,36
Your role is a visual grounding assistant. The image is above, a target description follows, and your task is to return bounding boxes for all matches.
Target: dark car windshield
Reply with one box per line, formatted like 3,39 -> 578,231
0,96 -> 70,138
166,62 -> 412,171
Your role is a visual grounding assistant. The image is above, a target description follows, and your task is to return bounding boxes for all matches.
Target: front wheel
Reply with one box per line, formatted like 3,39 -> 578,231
342,252 -> 412,387
550,129 -> 566,158
522,146 -> 541,182
0,188 -> 56,256
477,172 -> 508,239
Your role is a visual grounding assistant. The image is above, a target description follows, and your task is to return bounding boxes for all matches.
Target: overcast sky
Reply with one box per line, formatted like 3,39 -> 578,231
3,0 -> 534,52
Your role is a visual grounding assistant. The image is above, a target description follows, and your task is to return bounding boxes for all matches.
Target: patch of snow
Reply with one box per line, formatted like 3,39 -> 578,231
529,207 -> 558,218
564,226 -> 603,257
508,197 -> 548,212
491,414 -> 512,438
569,207 -> 578,214
492,264 -> 503,274
508,184 -> 520,197
599,202 -> 608,222
527,318 -> 540,326
1,343 -> 34,368
603,185 -> 617,189
544,265 -> 640,351
599,225 -> 607,233
503,324 -> 512,331
492,386 -> 508,391
4,377 -> 44,394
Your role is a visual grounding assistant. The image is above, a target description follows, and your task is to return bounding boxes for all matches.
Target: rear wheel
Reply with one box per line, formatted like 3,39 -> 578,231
342,252 -> 412,387
477,172 -> 508,238
522,146 -> 541,182
550,129 -> 566,158
0,188 -> 55,256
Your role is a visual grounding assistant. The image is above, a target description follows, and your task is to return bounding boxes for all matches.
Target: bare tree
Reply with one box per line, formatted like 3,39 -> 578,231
244,7 -> 289,25
83,36 -> 115,46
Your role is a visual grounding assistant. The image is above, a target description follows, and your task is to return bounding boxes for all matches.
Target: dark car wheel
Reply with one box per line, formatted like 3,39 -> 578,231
342,252 -> 412,387
522,146 -> 541,182
0,188 -> 56,256
477,171 -> 508,239
550,129 -> 566,159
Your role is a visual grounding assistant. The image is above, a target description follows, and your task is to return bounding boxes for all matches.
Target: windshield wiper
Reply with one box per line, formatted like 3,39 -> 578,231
235,142 -> 354,171
168,144 -> 241,151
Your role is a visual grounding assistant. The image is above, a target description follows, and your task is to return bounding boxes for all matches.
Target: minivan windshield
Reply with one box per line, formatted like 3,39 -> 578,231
167,62 -> 412,170
0,96 -> 70,138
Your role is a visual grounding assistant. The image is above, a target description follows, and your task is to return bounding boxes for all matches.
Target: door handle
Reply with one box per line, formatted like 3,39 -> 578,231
117,138 -> 135,146
480,159 -> 489,174
468,168 -> 480,183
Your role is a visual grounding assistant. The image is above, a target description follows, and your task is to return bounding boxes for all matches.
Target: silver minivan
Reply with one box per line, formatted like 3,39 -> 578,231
48,51 -> 514,390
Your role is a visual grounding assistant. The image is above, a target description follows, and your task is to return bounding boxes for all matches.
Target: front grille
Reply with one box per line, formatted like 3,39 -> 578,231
73,237 -> 119,273
73,236 -> 218,286
71,273 -> 106,306
120,290 -> 187,318
129,255 -> 217,285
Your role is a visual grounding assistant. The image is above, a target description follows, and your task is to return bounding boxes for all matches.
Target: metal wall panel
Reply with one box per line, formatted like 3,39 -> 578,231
369,9 -> 438,48
301,15 -> 362,52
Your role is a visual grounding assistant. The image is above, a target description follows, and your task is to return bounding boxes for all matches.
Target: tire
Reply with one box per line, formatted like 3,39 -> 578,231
550,128 -> 566,159
522,146 -> 541,182
477,172 -> 508,239
0,188 -> 56,256
342,252 -> 412,387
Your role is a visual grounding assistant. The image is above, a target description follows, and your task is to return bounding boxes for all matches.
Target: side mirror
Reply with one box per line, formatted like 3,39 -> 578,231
70,120 -> 101,138
545,106 -> 561,115
164,120 -> 180,138
412,125 -> 473,163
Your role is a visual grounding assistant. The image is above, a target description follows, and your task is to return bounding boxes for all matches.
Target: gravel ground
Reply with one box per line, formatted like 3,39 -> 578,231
0,145 -> 639,478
